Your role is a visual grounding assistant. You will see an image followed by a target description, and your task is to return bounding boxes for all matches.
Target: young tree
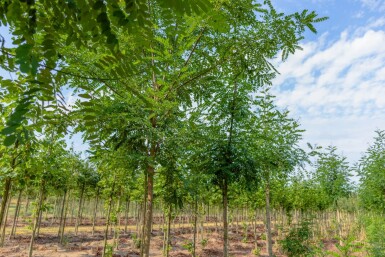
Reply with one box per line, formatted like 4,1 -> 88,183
314,146 -> 352,207
252,92 -> 306,257
358,130 -> 385,212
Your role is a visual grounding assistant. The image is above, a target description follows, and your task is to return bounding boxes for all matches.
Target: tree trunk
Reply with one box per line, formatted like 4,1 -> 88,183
193,197 -> 198,257
60,191 -> 70,244
75,183 -> 85,235
254,208 -> 258,248
102,179 -> 115,257
124,198 -> 130,234
28,180 -> 45,257
140,175 -> 148,256
165,204 -> 172,257
0,178 -> 12,238
114,194 -> 121,250
92,189 -> 100,236
36,200 -> 44,238
223,179 -> 229,257
265,180 -> 273,257
142,163 -> 154,257
58,190 -> 67,239
0,192 -> 11,247
10,189 -> 23,239
24,193 -> 30,218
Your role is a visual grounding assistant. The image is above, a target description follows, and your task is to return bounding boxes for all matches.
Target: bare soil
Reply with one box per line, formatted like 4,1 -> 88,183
0,223 -> 366,257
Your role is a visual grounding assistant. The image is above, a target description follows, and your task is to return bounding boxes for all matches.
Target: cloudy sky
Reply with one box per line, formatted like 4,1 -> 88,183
270,0 -> 385,164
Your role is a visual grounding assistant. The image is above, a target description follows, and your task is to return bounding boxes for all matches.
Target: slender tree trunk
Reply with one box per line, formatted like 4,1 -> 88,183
124,198 -> 130,234
142,163 -> 155,257
102,178 -> 115,257
36,203 -> 43,237
75,183 -> 85,235
28,180 -> 45,257
10,189 -> 23,239
193,197 -> 198,257
165,204 -> 172,257
24,193 -> 30,218
265,179 -> 273,257
92,189 -> 100,236
102,194 -> 114,257
60,191 -> 70,244
114,194 -> 121,250
58,189 -> 67,239
0,178 -> 12,238
253,208 -> 258,248
222,179 -> 229,257
0,192 -> 11,247
140,175 -> 148,257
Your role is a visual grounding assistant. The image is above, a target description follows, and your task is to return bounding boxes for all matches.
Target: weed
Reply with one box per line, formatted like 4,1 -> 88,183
252,247 -> 261,256
182,240 -> 194,254
201,238 -> 208,249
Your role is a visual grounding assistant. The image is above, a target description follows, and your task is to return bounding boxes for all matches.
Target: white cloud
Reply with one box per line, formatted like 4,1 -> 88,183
360,0 -> 385,11
272,19 -> 385,163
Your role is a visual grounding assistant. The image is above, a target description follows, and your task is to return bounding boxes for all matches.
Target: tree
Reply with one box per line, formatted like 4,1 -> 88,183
358,130 -> 385,212
314,145 -> 352,207
252,92 -> 306,257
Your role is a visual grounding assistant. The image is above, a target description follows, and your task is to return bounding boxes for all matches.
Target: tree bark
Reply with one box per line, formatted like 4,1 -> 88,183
265,179 -> 273,257
75,183 -> 85,235
24,193 -> 30,218
124,198 -> 130,234
28,180 -> 45,257
223,179 -> 229,257
92,189 -> 100,236
0,192 -> 11,247
193,197 -> 198,257
165,204 -> 172,257
140,175 -> 148,256
114,194 -> 121,250
142,163 -> 155,257
60,191 -> 70,244
58,189 -> 67,239
0,178 -> 12,238
102,187 -> 114,257
10,189 -> 23,239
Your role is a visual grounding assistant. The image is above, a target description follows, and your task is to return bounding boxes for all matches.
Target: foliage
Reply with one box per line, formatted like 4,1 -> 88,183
330,233 -> 363,257
280,219 -> 314,257
358,130 -> 385,212
314,146 -> 352,207
362,214 -> 385,257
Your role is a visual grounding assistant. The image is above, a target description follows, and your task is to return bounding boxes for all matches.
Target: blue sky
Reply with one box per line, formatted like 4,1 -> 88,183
271,0 -> 385,163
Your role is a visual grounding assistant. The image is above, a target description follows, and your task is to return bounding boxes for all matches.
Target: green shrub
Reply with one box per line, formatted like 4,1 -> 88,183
280,220 -> 314,257
364,215 -> 385,257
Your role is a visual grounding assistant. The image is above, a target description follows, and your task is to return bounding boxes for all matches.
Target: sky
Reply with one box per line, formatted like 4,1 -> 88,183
1,1 -> 385,164
270,0 -> 385,164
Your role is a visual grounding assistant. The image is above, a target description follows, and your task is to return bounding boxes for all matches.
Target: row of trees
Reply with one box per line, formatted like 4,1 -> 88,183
3,0 -> 384,256
0,104 -> 384,256
0,1 -> 326,256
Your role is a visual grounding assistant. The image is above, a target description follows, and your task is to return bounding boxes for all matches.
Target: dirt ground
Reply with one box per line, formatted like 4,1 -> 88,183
0,222 -> 366,257
0,223 -> 286,257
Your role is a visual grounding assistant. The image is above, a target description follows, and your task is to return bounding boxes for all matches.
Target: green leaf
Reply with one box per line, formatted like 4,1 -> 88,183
3,135 -> 16,146
78,93 -> 92,99
1,125 -> 18,135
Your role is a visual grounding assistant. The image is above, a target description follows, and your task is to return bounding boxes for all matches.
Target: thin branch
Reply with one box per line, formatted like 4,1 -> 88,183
169,27 -> 206,90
